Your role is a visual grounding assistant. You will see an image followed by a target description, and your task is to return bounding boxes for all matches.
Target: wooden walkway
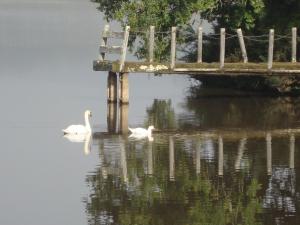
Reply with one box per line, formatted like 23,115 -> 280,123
94,61 -> 300,76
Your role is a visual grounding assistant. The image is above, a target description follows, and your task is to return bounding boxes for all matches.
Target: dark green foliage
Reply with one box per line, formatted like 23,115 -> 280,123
94,0 -> 300,94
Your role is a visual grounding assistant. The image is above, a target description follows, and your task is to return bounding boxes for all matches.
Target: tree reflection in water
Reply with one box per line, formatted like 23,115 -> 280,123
84,99 -> 299,225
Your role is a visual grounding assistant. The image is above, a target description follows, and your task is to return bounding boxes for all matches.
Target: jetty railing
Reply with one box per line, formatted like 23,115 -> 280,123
94,25 -> 300,103
95,25 -> 300,72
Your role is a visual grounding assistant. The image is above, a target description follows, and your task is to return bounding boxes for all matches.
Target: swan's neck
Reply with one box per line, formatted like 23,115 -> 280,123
84,113 -> 91,133
147,127 -> 153,135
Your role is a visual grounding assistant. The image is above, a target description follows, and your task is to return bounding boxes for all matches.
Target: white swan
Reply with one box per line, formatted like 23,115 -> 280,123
62,110 -> 92,134
128,125 -> 155,139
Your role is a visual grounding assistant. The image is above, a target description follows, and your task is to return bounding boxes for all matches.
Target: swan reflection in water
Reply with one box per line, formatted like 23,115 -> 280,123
128,125 -> 155,142
63,133 -> 92,155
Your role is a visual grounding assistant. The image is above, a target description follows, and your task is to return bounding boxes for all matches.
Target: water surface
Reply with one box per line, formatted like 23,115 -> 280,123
0,1 -> 300,225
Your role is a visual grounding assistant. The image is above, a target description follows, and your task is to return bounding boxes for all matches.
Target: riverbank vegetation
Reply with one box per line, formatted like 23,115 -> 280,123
93,0 -> 300,94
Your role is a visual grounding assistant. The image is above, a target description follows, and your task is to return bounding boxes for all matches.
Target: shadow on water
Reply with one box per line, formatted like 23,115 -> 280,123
182,87 -> 300,130
83,95 -> 300,225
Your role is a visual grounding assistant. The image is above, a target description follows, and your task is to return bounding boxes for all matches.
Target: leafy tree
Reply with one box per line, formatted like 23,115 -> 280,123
93,0 -> 300,94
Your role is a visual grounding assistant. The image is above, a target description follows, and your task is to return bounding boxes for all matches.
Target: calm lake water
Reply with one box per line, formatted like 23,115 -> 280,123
0,1 -> 300,225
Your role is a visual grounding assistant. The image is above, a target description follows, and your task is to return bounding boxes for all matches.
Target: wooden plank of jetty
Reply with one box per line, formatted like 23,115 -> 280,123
93,60 -> 300,76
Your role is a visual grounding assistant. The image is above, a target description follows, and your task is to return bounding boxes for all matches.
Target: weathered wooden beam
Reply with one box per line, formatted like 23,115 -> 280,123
197,26 -> 203,63
119,72 -> 129,104
119,103 -> 129,134
170,26 -> 177,69
292,27 -> 297,63
220,28 -> 225,69
102,31 -> 125,39
268,29 -> 274,70
148,26 -> 155,63
119,26 -> 130,72
107,71 -> 118,102
99,45 -> 122,54
237,28 -> 248,63
107,102 -> 117,133
93,60 -> 113,71
99,24 -> 110,61
93,60 -> 300,75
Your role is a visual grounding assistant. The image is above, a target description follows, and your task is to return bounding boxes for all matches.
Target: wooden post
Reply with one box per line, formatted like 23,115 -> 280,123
169,137 -> 175,181
237,28 -> 248,63
268,29 -> 274,70
149,26 -> 155,63
107,71 -> 118,103
266,133 -> 272,175
119,102 -> 129,134
170,26 -> 177,70
120,26 -> 130,72
107,102 -> 117,133
197,27 -> 203,63
218,136 -> 224,176
99,24 -> 110,61
196,140 -> 201,174
292,27 -> 297,63
220,28 -> 225,69
289,134 -> 295,169
119,72 -> 129,104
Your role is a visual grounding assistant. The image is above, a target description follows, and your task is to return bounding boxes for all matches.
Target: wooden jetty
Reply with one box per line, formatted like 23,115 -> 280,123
93,25 -> 300,104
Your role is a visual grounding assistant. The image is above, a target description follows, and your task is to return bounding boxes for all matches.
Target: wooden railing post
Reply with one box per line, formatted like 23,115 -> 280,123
99,24 -> 110,61
237,28 -> 248,63
220,28 -> 225,69
149,26 -> 155,63
197,26 -> 203,63
292,27 -> 297,63
120,26 -> 130,72
268,29 -> 274,70
170,26 -> 177,70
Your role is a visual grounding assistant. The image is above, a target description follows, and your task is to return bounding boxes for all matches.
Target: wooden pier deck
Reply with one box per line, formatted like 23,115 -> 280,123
93,25 -> 300,103
94,60 -> 300,76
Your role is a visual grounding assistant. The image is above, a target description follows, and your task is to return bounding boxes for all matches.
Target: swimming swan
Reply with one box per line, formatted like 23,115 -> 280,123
128,125 -> 155,137
62,110 -> 92,134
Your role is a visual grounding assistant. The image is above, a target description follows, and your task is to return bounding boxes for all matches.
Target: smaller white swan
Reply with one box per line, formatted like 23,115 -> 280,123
128,125 -> 155,139
62,110 -> 92,134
